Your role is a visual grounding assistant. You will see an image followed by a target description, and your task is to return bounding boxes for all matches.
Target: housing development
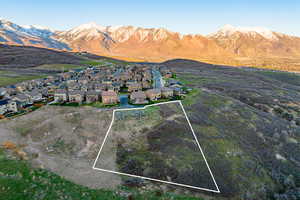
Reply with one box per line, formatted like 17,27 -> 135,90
0,63 -> 187,118
2,1 -> 300,199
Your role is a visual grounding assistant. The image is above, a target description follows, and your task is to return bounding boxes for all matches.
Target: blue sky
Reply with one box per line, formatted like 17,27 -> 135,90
1,0 -> 299,36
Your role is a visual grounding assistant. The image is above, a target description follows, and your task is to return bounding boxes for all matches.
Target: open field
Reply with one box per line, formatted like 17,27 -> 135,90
81,58 -> 128,66
35,64 -> 84,72
0,70 -> 47,87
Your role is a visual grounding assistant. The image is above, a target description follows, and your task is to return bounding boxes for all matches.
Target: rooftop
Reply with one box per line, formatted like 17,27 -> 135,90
102,91 -> 117,97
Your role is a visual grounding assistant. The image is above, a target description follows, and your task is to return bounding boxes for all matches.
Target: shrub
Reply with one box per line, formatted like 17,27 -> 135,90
2,141 -> 17,150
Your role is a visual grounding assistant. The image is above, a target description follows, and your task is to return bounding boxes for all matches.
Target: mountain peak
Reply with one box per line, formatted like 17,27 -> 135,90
56,22 -> 112,42
0,18 -> 7,23
75,22 -> 105,31
0,18 -> 18,29
213,24 -> 277,40
22,24 -> 50,30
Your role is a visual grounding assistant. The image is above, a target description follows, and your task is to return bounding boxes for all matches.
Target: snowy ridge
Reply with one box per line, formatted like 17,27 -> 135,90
69,22 -> 106,33
105,26 -> 173,42
56,22 -> 109,41
0,19 -> 69,50
0,19 -> 53,38
107,26 -> 138,42
58,22 -> 182,43
210,24 -> 278,40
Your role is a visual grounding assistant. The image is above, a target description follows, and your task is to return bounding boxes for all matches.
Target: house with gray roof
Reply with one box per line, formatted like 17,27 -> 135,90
130,91 -> 148,104
69,90 -> 85,104
86,91 -> 100,103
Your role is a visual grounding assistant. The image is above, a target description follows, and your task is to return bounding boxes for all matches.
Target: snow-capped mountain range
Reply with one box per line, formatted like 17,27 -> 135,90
1,19 -> 300,64
55,22 -> 177,43
0,19 -> 69,50
209,24 -> 279,40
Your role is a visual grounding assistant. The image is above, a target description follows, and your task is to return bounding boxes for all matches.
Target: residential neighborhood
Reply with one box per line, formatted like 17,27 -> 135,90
0,63 -> 187,119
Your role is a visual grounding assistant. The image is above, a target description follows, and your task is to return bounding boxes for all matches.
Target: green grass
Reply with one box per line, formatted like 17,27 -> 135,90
128,97 -> 182,107
176,73 -> 215,86
181,88 -> 201,106
50,101 -> 121,108
176,77 -> 194,85
150,97 -> 179,103
84,101 -> 120,108
202,94 -> 225,108
0,71 -> 47,87
0,148 -> 201,200
255,70 -> 300,86
81,58 -> 127,66
108,59 -> 127,65
36,64 -> 84,72
144,105 -> 160,115
5,110 -> 27,118
0,148 -> 122,200
15,126 -> 31,137
81,59 -> 107,66
50,102 -> 80,107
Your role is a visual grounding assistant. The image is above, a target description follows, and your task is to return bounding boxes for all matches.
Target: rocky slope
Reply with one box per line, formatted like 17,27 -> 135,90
55,23 -> 232,61
55,22 -> 114,54
209,24 -> 300,58
0,19 -> 69,50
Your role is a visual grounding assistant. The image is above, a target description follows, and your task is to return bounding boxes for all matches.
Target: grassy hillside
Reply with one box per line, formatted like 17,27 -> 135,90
0,44 -> 85,69
0,70 -> 47,87
35,64 -> 84,72
0,148 -> 201,200
0,54 -> 299,199
0,45 -> 129,87
165,59 -> 300,199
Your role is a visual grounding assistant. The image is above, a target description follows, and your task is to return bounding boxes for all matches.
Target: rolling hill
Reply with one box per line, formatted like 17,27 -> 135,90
0,44 -> 83,69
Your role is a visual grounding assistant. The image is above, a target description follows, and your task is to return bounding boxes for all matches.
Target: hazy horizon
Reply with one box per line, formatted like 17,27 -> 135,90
1,0 -> 299,36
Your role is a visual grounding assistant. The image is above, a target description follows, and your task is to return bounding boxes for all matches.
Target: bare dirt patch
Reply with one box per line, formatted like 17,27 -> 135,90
0,105 -> 122,189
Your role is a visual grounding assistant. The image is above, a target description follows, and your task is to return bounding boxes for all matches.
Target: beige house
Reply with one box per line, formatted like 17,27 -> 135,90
142,81 -> 151,89
120,72 -> 131,81
130,91 -> 148,104
69,90 -> 85,103
101,91 -> 119,104
128,82 -> 142,92
145,89 -> 161,101
161,87 -> 174,98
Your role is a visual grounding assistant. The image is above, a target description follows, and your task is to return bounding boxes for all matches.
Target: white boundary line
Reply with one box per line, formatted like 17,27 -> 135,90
92,100 -> 220,193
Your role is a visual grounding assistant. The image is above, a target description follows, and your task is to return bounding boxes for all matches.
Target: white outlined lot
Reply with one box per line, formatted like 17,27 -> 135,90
92,100 -> 220,193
